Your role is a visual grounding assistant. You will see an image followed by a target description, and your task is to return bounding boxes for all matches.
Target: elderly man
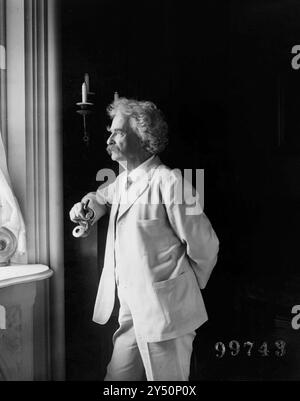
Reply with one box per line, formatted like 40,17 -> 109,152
70,97 -> 219,381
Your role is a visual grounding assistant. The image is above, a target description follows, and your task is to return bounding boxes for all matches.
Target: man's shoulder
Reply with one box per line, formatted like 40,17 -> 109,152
154,163 -> 182,183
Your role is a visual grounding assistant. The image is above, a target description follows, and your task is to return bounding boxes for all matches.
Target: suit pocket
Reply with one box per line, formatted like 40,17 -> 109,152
136,218 -> 170,258
152,270 -> 191,326
137,218 -> 163,226
152,270 -> 188,289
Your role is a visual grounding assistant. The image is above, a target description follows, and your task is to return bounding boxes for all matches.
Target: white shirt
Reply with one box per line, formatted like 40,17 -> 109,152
127,154 -> 155,183
119,154 -> 156,205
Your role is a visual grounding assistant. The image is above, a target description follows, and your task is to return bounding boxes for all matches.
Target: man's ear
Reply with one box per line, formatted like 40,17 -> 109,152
128,116 -> 138,134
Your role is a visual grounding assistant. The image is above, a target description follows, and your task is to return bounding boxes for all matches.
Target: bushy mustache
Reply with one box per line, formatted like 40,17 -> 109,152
106,146 -> 119,154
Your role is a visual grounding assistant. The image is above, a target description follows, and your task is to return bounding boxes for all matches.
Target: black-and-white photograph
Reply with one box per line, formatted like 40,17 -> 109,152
1,0 -> 300,387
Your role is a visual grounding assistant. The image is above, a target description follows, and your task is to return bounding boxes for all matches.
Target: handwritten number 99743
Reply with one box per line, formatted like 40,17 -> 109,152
215,340 -> 286,358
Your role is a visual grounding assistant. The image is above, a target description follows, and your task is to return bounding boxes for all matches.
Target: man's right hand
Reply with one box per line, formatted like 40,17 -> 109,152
69,202 -> 89,222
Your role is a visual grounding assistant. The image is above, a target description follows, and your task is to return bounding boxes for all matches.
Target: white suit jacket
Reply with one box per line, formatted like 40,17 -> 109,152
82,155 -> 219,342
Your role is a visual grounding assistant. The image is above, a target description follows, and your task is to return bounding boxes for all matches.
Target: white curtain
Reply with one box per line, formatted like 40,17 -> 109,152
0,130 -> 26,263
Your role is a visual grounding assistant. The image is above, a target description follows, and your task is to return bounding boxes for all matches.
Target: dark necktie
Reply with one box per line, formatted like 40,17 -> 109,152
125,176 -> 133,190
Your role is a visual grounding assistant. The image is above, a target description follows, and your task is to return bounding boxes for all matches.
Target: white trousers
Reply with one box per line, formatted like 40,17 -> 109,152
104,283 -> 196,381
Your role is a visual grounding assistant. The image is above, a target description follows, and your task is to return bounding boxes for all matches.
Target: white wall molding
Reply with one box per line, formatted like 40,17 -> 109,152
5,0 -> 65,380
0,0 -> 7,147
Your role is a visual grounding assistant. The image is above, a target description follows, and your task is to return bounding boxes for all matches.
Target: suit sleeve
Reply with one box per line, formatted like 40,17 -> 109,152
81,178 -> 116,226
160,169 -> 219,289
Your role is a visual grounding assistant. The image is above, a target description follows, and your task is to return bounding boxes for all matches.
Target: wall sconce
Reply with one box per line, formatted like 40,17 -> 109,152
76,73 -> 94,146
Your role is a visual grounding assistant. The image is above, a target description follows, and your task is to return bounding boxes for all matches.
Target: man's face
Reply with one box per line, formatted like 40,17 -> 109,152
106,111 -> 144,163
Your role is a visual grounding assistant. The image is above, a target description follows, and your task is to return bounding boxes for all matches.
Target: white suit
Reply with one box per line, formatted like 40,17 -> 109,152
82,155 -> 219,380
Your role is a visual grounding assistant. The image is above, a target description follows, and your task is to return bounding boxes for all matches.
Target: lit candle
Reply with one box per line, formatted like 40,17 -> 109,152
82,82 -> 87,103
114,91 -> 119,102
84,73 -> 90,93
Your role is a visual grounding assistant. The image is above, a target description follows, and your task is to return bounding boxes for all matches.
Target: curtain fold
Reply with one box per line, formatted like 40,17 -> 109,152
0,0 -> 7,148
1,130 -> 27,264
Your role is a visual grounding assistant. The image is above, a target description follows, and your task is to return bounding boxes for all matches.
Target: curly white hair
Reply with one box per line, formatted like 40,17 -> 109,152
107,97 -> 168,155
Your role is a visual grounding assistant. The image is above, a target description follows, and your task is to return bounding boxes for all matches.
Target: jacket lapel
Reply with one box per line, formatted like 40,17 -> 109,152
116,155 -> 161,222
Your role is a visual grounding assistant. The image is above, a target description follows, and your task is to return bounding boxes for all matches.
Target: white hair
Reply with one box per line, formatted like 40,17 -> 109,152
107,97 -> 168,155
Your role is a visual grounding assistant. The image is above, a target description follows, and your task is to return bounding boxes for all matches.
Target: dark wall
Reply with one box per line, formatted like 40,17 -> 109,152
62,0 -> 300,381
